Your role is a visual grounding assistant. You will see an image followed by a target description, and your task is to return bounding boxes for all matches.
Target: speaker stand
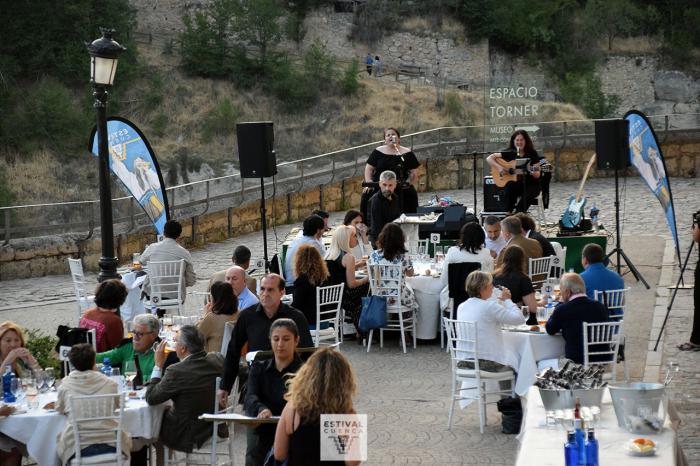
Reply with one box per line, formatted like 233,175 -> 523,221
259,177 -> 270,274
606,168 -> 649,289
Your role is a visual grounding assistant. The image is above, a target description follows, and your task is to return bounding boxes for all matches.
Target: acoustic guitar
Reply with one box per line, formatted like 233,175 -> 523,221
490,157 -> 553,188
560,153 -> 597,229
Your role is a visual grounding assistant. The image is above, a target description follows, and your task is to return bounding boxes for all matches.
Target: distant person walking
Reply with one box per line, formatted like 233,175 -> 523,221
365,53 -> 374,75
374,55 -> 382,77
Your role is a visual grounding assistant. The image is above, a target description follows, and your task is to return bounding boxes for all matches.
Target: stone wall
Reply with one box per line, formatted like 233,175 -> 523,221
3,139 -> 698,280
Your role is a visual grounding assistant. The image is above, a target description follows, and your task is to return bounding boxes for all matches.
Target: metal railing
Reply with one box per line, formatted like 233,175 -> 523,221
2,114 -> 699,244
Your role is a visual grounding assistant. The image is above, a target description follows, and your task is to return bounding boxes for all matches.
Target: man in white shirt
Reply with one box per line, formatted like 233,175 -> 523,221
284,215 -> 326,284
483,215 -> 507,258
140,220 -> 197,300
294,210 -> 329,238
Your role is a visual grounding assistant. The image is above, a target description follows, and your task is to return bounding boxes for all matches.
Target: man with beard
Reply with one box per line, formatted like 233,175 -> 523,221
368,170 -> 401,247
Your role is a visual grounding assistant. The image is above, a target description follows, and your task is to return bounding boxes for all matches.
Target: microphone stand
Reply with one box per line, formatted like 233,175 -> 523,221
453,150 -> 493,215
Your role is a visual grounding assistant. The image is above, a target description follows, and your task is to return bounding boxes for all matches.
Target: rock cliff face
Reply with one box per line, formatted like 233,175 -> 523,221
128,2 -> 699,122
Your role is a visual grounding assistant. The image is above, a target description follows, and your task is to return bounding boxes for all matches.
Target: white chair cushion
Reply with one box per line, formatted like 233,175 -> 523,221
456,368 -> 515,380
310,327 -> 336,336
68,453 -> 121,465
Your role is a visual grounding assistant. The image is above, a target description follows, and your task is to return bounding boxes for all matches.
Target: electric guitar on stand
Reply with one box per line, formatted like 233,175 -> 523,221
560,153 -> 596,229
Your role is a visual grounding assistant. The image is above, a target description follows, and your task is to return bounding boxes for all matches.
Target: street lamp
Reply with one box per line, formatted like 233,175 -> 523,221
87,28 -> 126,281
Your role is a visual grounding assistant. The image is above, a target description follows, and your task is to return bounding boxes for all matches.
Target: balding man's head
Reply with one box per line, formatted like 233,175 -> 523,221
225,265 -> 247,295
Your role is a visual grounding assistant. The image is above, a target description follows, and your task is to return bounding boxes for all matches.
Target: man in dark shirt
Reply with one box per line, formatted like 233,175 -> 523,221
545,273 -> 609,364
220,274 -> 313,397
368,170 -> 401,245
516,213 -> 555,257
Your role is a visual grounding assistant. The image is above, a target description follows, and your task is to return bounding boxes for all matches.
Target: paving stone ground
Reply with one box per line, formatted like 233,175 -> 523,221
1,176 -> 699,465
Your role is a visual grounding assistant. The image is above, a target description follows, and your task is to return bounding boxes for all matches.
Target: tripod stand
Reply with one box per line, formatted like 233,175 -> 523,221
654,239 -> 695,350
258,177 -> 270,273
606,168 -> 649,288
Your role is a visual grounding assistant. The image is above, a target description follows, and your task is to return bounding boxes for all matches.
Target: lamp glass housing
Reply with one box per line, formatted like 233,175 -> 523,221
91,56 -> 119,86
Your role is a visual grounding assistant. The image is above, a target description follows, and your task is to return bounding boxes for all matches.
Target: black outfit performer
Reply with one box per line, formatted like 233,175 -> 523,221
679,223 -> 700,351
488,129 -> 544,213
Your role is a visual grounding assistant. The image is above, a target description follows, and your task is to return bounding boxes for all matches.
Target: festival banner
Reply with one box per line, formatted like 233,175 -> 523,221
624,110 -> 680,261
89,117 -> 169,235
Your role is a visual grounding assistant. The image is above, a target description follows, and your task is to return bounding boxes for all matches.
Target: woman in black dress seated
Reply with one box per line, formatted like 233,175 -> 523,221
324,226 -> 370,338
360,127 -> 420,221
274,347 -> 360,466
291,244 -> 331,328
244,319 -> 301,465
485,129 -> 544,213
492,245 -> 538,324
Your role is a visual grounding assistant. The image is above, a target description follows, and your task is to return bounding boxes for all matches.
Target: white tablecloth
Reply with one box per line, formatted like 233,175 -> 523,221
516,387 -> 681,466
0,393 -> 165,466
405,274 -> 444,339
121,272 -> 147,322
460,329 -> 565,408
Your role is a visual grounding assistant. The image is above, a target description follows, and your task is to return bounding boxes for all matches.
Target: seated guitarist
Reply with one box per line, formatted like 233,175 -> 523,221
486,129 -> 544,213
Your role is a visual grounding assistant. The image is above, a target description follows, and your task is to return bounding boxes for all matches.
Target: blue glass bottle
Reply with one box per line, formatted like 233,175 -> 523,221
101,358 -> 112,376
565,430 -> 579,466
2,365 -> 15,403
586,429 -> 599,466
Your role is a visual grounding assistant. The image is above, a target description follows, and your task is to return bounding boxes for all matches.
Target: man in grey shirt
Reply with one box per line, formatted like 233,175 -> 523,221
141,220 -> 197,300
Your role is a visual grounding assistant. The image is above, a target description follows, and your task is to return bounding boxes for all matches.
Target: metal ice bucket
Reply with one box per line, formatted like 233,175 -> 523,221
538,387 -> 605,411
608,382 -> 667,434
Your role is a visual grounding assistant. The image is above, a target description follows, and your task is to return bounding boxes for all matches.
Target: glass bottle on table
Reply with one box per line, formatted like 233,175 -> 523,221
564,430 -> 579,466
585,428 -> 598,466
44,367 -> 56,391
3,366 -> 15,403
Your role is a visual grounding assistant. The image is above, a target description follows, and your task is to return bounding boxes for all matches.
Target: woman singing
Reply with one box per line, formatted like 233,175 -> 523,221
486,129 -> 544,213
361,128 -> 420,222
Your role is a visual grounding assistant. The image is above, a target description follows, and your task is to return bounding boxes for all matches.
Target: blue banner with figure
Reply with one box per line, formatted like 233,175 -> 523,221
89,117 -> 169,235
624,110 -> 680,262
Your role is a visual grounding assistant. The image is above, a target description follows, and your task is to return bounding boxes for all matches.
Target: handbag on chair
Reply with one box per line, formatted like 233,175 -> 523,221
358,296 -> 388,332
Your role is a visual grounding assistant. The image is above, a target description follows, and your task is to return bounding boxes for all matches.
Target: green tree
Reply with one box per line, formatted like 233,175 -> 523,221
583,0 -> 644,50
559,72 -> 621,119
303,41 -> 337,93
340,59 -> 361,96
232,0 -> 284,67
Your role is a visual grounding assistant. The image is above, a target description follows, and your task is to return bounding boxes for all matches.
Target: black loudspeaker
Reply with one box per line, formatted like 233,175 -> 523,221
595,119 -> 630,170
416,205 -> 474,239
483,176 -> 509,212
237,122 -> 277,178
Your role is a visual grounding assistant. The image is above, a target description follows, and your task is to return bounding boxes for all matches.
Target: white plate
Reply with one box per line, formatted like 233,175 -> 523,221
625,439 -> 657,457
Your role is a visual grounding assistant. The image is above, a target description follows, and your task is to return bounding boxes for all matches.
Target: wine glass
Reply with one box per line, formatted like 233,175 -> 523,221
44,368 -> 56,391
34,370 -> 48,394
123,360 -> 137,391
10,378 -> 22,402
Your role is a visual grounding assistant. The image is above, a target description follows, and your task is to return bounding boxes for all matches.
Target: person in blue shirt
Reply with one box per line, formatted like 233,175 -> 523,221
365,52 -> 374,75
225,266 -> 259,311
283,215 -> 326,285
580,243 -> 625,301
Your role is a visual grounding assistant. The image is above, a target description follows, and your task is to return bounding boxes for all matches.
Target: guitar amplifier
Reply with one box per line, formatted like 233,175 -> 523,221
415,205 -> 475,239
483,176 -> 509,212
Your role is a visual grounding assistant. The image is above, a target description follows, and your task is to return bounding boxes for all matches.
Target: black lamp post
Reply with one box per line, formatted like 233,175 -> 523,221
87,29 -> 126,282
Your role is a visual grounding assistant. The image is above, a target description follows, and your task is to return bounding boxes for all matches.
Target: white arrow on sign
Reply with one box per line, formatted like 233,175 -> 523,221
515,125 -> 540,133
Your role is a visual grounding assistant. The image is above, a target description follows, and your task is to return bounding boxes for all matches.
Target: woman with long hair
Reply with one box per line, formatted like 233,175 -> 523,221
343,209 -> 372,261
292,244 -> 331,327
360,127 -> 421,221
442,222 -> 494,288
274,347 -> 360,466
197,281 -> 238,353
244,319 -> 301,465
492,245 -> 538,324
485,129 -> 544,213
368,223 -> 418,308
325,226 -> 370,338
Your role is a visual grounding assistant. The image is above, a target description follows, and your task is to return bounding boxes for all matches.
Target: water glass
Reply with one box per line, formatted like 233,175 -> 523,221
536,307 -> 547,325
44,368 -> 56,390
34,370 -> 48,393
10,378 -> 22,401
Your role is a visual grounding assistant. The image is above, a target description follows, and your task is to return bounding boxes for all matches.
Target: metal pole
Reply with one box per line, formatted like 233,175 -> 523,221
260,177 -> 270,273
95,85 -> 119,281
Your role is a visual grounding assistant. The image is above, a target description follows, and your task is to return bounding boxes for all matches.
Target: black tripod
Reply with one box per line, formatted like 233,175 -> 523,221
606,168 -> 649,288
654,239 -> 695,350
259,177 -> 270,273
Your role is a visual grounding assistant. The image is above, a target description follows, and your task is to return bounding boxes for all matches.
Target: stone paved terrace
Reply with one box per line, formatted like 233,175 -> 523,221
1,176 -> 699,465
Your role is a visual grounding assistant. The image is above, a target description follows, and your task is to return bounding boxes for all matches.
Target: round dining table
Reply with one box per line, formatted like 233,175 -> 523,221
406,261 -> 444,340
0,391 -> 165,466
